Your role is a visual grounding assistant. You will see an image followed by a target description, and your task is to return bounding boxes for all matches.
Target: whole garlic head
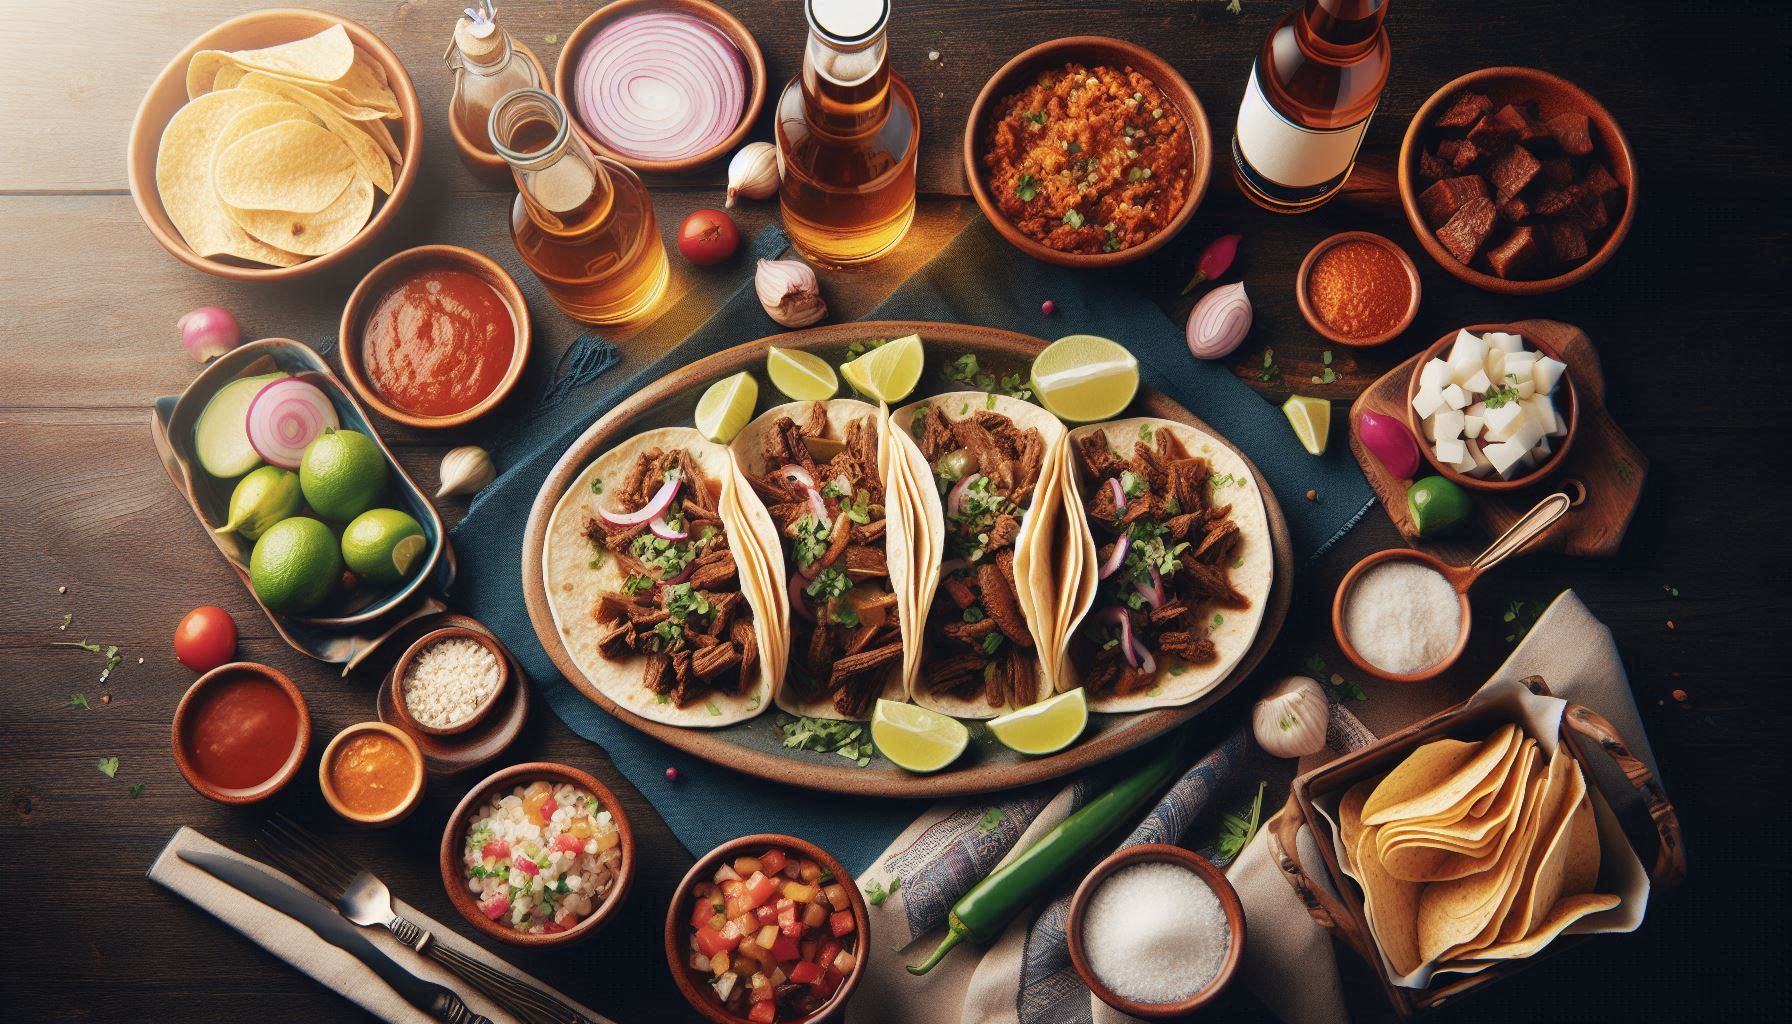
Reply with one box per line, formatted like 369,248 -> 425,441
1251,675 -> 1329,758
756,258 -> 827,328
726,142 -> 778,208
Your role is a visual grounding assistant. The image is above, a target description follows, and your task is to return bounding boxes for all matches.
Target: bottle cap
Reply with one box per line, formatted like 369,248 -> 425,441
806,0 -> 889,47
454,16 -> 501,64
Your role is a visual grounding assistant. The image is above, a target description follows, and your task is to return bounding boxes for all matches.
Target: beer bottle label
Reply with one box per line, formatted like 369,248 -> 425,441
1232,64 -> 1374,206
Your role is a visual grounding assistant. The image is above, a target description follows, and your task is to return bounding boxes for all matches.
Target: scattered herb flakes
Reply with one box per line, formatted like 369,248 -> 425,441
1306,655 -> 1366,701
778,715 -> 874,766
1062,209 -> 1085,229
1022,111 -> 1046,125
97,756 -> 119,779
1482,383 -> 1521,409
997,373 -> 1033,401
1254,348 -> 1282,382
1211,612 -> 1225,627
68,693 -> 89,709
863,875 -> 902,906
1227,0 -> 1243,15
1015,173 -> 1038,202
1616,459 -> 1634,484
1213,782 -> 1266,866
129,783 -> 146,798
976,808 -> 1004,833
1502,600 -> 1540,644
746,694 -> 763,711
54,639 -> 125,683
545,33 -> 558,44
1322,350 -> 1334,366
58,613 -> 71,631
706,700 -> 722,717
1663,584 -> 1680,598
590,477 -> 604,494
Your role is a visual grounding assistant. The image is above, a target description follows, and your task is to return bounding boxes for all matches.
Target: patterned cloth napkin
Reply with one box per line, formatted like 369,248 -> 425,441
850,590 -> 1668,1023
450,218 -> 1375,872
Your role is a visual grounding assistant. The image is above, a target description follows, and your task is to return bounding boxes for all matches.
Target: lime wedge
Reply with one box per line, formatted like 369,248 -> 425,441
1028,335 -> 1139,423
1281,394 -> 1331,456
987,688 -> 1088,756
871,698 -> 969,773
766,346 -> 839,402
840,333 -> 924,404
695,371 -> 759,443
391,532 -> 427,577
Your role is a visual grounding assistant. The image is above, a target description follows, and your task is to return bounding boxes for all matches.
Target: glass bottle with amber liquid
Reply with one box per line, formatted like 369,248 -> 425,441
1232,0 -> 1390,213
489,89 -> 668,326
776,0 -> 919,267
445,2 -> 542,173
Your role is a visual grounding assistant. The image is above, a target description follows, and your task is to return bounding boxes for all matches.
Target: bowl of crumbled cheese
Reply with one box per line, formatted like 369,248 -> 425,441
393,627 -> 511,736
1066,844 -> 1245,1019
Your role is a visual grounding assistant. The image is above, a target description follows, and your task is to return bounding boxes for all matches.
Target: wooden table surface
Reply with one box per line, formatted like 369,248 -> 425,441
3,1 -> 1785,1021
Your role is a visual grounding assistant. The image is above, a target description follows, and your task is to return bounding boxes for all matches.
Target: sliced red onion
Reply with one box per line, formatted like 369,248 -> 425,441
1096,607 -> 1141,669
947,473 -> 982,519
572,12 -> 747,162
1097,534 -> 1130,580
662,560 -> 696,585
805,488 -> 829,523
1135,568 -> 1165,610
1107,477 -> 1128,512
788,569 -> 815,622
649,515 -> 687,541
600,473 -> 681,526
245,378 -> 337,469
1136,646 -> 1157,676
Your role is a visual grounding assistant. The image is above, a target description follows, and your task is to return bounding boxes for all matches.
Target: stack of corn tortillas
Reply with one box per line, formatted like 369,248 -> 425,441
156,24 -> 403,267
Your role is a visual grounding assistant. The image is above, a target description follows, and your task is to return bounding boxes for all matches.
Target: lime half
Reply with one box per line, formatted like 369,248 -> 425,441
1029,335 -> 1139,423
1281,395 -> 1331,456
871,698 -> 969,773
766,346 -> 839,402
988,688 -> 1088,756
695,371 -> 759,443
840,333 -> 924,404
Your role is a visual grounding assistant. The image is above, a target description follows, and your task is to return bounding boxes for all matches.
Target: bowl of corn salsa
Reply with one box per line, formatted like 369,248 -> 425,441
439,762 -> 634,946
667,834 -> 868,1024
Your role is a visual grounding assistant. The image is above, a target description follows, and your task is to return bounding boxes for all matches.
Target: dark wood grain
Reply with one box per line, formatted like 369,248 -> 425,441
3,1 -> 1790,1022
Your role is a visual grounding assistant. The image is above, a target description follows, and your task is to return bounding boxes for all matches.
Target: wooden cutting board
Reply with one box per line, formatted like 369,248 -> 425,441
1347,319 -> 1646,558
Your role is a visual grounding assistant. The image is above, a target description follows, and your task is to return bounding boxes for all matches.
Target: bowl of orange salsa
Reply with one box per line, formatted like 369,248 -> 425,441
339,245 -> 532,429
318,721 -> 425,826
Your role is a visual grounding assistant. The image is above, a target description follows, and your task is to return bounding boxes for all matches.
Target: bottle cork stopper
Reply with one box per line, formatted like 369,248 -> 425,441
455,17 -> 502,64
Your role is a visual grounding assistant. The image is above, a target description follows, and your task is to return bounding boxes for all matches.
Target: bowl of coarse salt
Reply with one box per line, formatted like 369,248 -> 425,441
392,627 -> 511,736
1066,844 -> 1244,1019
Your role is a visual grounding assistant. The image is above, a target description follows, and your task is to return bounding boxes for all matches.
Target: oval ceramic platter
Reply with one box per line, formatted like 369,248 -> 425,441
151,338 -> 452,665
521,322 -> 1291,797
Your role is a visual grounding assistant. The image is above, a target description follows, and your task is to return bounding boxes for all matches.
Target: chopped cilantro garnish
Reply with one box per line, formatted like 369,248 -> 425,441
820,475 -> 851,500
805,566 -> 853,602
1065,141 -> 1082,155
706,700 -> 722,717
129,783 -> 145,798
1139,423 -> 1153,441
590,477 -> 604,494
1022,111 -> 1046,125
663,583 -> 712,623
97,756 -> 119,779
844,489 -> 872,525
1062,209 -> 1085,229
793,515 -> 831,568
1127,166 -> 1152,183
622,573 -> 654,596
68,693 -> 89,709
1120,470 -> 1147,499
1483,384 -> 1521,409
1015,173 -> 1038,202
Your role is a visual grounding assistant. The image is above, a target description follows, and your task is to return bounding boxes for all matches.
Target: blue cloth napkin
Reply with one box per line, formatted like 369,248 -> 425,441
451,219 -> 1373,874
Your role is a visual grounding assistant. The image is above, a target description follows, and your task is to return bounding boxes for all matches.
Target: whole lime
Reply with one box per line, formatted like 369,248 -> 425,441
341,508 -> 426,585
250,517 -> 342,613
300,429 -> 388,521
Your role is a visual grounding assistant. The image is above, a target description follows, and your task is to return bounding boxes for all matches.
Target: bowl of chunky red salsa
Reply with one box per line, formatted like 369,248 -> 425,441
339,245 -> 531,428
667,834 -> 868,1024
966,36 -> 1210,267
172,662 -> 311,804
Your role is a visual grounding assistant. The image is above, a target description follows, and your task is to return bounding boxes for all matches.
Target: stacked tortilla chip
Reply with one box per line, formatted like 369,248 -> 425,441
155,24 -> 403,267
1338,722 -> 1620,979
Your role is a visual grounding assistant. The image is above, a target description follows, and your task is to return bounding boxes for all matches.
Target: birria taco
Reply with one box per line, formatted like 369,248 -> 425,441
1059,417 -> 1272,712
731,400 -> 913,720
889,392 -> 1066,717
542,428 -> 782,727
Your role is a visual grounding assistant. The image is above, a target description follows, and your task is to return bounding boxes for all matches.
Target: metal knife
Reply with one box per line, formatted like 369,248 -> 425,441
181,850 -> 495,1024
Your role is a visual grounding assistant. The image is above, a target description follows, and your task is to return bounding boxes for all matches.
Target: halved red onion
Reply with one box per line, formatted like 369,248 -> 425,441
1097,534 -> 1131,580
947,473 -> 983,519
1135,568 -> 1165,609
649,515 -> 687,541
245,378 -> 337,469
600,472 -> 681,526
571,12 -> 746,162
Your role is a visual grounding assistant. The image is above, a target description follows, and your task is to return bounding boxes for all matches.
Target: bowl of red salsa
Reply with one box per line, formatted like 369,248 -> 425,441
339,245 -> 532,429
667,834 -> 868,1024
171,661 -> 311,804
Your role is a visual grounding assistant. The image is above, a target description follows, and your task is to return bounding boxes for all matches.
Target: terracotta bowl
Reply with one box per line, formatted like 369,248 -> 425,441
338,245 -> 532,429
318,721 -> 425,827
964,36 -> 1211,268
390,626 -> 511,737
440,762 -> 635,946
1398,66 -> 1636,295
666,834 -> 869,1024
450,39 -> 550,185
171,662 -> 311,805
553,0 -> 767,174
1331,548 -> 1474,684
1295,231 -> 1422,348
1404,323 -> 1579,491
125,9 -> 423,281
1066,844 -> 1245,1019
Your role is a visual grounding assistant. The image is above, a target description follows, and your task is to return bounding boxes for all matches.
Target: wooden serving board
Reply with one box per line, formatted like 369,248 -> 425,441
1347,319 -> 1646,559
519,321 -> 1293,799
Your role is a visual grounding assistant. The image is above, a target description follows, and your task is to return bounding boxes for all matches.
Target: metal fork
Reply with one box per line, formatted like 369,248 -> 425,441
259,815 -> 603,1024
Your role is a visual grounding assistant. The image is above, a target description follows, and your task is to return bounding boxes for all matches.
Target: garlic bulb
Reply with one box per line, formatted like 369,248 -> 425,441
726,142 -> 778,208
1185,281 -> 1252,360
1251,675 -> 1329,758
756,258 -> 827,328
436,445 -> 495,499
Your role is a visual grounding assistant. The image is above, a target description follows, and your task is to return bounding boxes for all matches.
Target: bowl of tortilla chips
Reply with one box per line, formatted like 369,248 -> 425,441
127,10 -> 421,280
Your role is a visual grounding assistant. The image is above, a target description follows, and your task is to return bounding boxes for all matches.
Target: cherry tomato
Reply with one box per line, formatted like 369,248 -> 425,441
174,605 -> 238,673
677,208 -> 740,265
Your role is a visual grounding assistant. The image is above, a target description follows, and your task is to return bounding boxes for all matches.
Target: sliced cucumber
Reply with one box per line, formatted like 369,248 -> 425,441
195,371 -> 287,479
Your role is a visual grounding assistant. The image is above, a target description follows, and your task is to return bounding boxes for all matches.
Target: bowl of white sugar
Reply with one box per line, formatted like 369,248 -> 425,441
1067,844 -> 1245,1018
393,627 -> 511,736
1332,549 -> 1473,683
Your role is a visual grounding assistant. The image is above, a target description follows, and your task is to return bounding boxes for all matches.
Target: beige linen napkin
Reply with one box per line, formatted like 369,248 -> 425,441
147,827 -> 612,1024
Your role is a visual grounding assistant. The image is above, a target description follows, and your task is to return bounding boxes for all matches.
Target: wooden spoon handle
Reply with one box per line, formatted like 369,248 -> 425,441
1467,491 -> 1574,578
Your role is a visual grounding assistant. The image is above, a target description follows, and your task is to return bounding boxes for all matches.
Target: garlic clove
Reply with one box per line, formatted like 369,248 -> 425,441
436,445 -> 496,499
755,258 -> 827,328
726,141 -> 778,208
1251,674 -> 1330,758
1186,281 -> 1252,360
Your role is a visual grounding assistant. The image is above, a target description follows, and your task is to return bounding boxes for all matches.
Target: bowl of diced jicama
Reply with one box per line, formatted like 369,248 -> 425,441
1404,325 -> 1577,491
